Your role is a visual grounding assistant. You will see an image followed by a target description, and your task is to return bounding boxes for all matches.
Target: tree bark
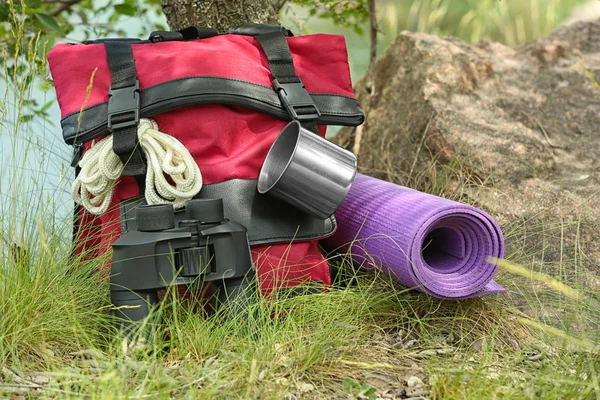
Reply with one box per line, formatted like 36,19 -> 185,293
352,0 -> 377,158
161,0 -> 281,32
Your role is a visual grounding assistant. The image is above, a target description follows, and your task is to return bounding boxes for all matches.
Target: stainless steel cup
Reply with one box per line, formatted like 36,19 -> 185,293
257,121 -> 357,219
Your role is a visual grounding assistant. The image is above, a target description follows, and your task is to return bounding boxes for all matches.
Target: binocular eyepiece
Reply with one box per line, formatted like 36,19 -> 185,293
110,198 -> 255,338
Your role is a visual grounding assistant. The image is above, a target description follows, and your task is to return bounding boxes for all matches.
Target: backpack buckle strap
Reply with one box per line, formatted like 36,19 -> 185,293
273,79 -> 321,122
107,81 -> 140,131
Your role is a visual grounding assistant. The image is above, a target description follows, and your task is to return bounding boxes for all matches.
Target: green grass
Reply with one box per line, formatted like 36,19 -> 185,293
2,1 -> 600,399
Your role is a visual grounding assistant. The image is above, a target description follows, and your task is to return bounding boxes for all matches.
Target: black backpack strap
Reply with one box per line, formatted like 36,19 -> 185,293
104,41 -> 146,191
255,31 -> 321,133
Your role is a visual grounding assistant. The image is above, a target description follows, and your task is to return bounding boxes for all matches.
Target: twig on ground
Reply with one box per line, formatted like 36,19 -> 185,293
536,120 -> 564,149
1,367 -> 28,384
1,366 -> 90,397
0,383 -> 41,389
0,383 -> 42,395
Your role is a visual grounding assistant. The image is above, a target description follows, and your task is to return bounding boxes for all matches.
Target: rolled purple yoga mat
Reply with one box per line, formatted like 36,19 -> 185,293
322,173 -> 505,299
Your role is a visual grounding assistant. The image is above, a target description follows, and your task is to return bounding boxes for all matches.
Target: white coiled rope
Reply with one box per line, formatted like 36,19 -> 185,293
71,118 -> 202,215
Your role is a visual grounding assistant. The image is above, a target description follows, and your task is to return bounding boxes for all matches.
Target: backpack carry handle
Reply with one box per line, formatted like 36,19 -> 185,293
228,23 -> 293,37
149,26 -> 219,42
148,23 -> 292,43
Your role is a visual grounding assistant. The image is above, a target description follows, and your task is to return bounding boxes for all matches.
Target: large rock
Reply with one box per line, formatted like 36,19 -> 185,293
337,20 -> 600,271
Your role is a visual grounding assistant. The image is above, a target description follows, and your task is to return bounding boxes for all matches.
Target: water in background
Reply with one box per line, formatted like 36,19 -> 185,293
0,8 -> 166,242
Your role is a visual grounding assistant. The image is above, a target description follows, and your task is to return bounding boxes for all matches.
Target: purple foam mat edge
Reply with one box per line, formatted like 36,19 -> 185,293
322,173 -> 506,300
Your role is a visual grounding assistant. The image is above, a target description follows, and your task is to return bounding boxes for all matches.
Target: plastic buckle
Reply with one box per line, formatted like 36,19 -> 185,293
70,143 -> 83,168
273,79 -> 321,122
107,81 -> 140,132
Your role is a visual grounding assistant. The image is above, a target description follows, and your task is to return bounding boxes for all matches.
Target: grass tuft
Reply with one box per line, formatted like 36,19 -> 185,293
2,1 -> 600,398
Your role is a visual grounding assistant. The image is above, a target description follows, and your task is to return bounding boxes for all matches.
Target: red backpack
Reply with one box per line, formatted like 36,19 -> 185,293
48,24 -> 363,296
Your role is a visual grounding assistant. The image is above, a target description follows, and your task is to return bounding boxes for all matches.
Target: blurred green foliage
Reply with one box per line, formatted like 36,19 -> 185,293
0,0 -> 166,47
375,0 -> 590,46
1,0 -> 592,72
1,0 -> 166,120
0,0 -> 593,115
291,0 -> 369,33
294,0 -> 592,82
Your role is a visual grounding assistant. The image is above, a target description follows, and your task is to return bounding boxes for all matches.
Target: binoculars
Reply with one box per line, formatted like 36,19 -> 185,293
110,198 -> 255,335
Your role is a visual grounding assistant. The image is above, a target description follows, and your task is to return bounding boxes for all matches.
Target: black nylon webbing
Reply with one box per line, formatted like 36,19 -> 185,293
104,42 -> 147,180
255,31 -> 320,133
105,41 -> 137,89
255,32 -> 301,84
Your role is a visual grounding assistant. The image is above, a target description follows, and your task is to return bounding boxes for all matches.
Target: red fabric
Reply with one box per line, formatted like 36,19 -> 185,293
48,34 -> 354,118
252,241 -> 331,296
49,33 -> 354,295
74,210 -> 102,258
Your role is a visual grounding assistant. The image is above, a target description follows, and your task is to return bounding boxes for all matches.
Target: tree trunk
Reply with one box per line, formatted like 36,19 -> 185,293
161,0 -> 281,32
